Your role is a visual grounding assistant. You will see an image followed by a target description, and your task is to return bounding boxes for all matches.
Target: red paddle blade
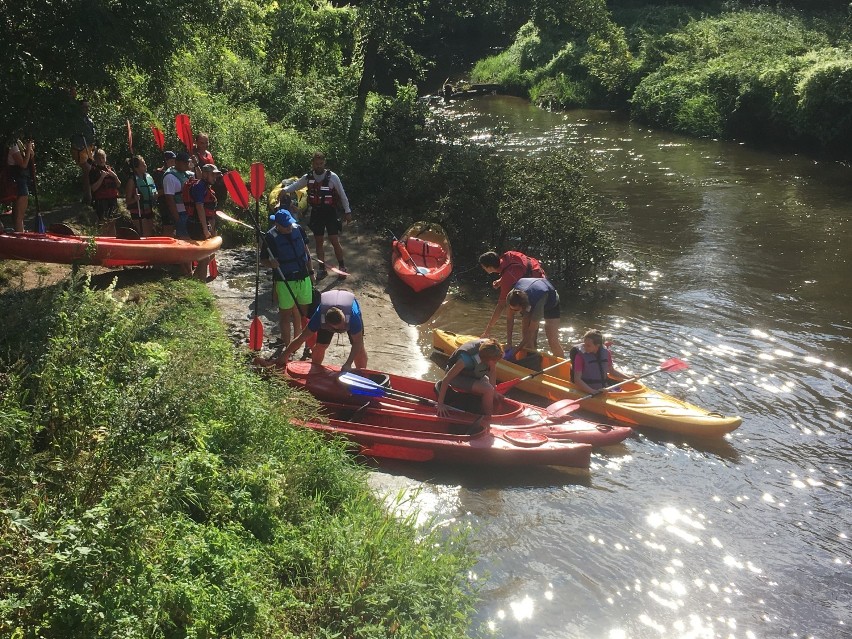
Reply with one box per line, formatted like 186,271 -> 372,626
151,125 -> 165,150
126,120 -> 133,153
175,113 -> 193,150
495,378 -> 520,393
250,163 -> 265,201
223,169 -> 250,209
661,357 -> 689,372
546,398 -> 581,419
249,316 -> 264,351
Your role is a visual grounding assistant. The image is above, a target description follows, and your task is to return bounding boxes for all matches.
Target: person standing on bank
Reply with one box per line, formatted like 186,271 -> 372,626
571,329 -> 631,396
505,277 -> 565,358
163,151 -> 193,239
282,151 -> 352,281
89,149 -> 120,236
70,99 -> 97,205
124,155 -> 157,237
153,150 -> 176,235
479,249 -> 546,347
279,289 -> 366,370
261,206 -> 315,348
5,135 -> 34,232
184,163 -> 220,281
435,338 -> 504,419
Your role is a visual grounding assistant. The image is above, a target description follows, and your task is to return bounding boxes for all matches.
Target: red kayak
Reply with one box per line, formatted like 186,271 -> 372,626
284,361 -> 632,448
392,221 -> 452,292
0,231 -> 222,267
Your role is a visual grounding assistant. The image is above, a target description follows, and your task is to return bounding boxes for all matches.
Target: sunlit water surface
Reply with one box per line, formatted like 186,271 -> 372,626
368,96 -> 851,638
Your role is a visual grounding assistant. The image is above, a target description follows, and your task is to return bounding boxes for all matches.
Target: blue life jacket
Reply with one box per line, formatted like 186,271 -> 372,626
570,344 -> 611,389
266,225 -> 309,280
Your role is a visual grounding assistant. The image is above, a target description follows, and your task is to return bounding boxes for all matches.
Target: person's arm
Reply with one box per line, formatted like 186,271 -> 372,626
279,324 -> 313,363
125,177 -> 139,207
282,175 -> 308,193
607,352 -> 631,382
11,142 -> 32,168
505,307 -> 516,349
330,174 -> 352,220
481,300 -> 506,338
437,360 -> 466,417
516,315 -> 535,351
90,169 -> 106,193
342,330 -> 364,371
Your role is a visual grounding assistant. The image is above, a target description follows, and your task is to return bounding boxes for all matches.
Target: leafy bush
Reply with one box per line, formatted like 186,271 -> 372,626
0,277 -> 477,637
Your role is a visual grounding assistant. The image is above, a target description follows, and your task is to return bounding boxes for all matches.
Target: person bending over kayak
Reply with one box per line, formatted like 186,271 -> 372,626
479,250 -> 546,346
571,329 -> 631,396
280,289 -> 366,370
261,207 -> 315,348
506,277 -> 565,358
435,338 -> 504,418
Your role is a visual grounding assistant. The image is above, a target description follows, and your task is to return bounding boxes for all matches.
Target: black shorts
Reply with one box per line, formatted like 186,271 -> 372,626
316,327 -> 364,345
543,290 -> 561,320
308,206 -> 341,237
187,219 -> 212,241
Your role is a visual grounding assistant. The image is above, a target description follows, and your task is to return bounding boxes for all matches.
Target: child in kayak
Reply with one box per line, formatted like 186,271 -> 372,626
436,338 -> 504,419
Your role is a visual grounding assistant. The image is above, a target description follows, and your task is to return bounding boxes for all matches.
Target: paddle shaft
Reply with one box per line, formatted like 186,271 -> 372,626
389,229 -> 425,276
496,359 -> 568,392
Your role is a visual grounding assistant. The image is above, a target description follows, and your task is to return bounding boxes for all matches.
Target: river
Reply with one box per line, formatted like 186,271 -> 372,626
369,96 -> 852,638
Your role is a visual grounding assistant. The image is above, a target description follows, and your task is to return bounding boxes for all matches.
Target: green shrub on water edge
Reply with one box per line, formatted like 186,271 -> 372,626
0,275 -> 477,638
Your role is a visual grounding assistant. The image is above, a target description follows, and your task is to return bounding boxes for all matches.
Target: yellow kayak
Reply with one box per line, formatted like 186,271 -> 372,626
432,329 -> 742,438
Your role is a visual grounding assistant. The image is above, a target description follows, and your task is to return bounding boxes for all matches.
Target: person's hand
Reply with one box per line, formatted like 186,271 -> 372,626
492,278 -> 501,289
344,211 -> 352,224
437,403 -> 451,418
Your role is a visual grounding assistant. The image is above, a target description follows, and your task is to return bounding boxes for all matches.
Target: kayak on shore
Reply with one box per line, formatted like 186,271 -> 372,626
432,329 -> 743,438
0,230 -> 222,267
392,221 -> 453,292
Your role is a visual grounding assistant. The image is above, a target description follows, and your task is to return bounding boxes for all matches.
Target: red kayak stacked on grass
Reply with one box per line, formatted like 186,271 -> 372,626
280,362 -> 632,467
0,230 -> 222,267
391,221 -> 453,292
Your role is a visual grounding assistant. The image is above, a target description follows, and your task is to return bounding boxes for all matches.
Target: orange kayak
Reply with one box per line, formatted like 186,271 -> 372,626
392,221 -> 452,292
0,231 -> 222,267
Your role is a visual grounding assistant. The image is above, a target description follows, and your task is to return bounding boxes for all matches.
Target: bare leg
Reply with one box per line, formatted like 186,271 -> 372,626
311,343 -> 329,365
544,319 -> 564,357
279,308 -> 293,346
13,195 -> 27,232
314,234 -> 326,265
328,234 -> 344,265
194,257 -> 211,281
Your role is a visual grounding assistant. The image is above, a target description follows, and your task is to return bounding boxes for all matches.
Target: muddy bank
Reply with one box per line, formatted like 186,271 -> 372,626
208,227 -> 445,377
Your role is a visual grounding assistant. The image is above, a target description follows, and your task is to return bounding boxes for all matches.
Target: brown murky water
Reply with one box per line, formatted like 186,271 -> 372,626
366,97 -> 851,638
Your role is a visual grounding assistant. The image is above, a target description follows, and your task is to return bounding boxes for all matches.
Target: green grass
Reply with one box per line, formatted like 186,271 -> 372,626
0,274 -> 477,638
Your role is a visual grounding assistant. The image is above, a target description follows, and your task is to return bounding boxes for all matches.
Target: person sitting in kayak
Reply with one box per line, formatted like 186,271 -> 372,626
571,329 -> 631,396
479,250 -> 546,347
280,289 -> 366,371
436,338 -> 504,419
506,277 -> 565,358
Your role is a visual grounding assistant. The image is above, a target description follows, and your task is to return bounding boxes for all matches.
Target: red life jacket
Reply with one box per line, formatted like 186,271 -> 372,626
181,177 -> 217,218
92,165 -> 119,200
306,170 -> 336,208
501,251 -> 545,278
194,148 -> 214,167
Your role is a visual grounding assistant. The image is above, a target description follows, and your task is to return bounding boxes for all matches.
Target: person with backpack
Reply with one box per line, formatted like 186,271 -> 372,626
570,330 -> 631,395
506,277 -> 565,358
124,155 -> 157,237
281,151 -> 352,281
152,150 -> 176,235
162,151 -> 193,239
435,338 -> 504,419
89,148 -> 120,235
479,250 -> 546,346
279,289 -> 366,371
260,205 -> 316,348
4,134 -> 34,232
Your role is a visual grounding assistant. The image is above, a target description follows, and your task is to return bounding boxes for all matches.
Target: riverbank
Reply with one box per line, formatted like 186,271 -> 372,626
0,225 -> 477,636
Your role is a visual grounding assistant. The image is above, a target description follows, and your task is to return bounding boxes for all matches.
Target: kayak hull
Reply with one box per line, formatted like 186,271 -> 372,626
392,221 -> 453,292
283,361 -> 631,450
0,231 -> 222,267
432,329 -> 742,438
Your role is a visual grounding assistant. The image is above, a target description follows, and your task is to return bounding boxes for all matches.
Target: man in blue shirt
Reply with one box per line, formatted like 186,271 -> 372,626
280,289 -> 366,370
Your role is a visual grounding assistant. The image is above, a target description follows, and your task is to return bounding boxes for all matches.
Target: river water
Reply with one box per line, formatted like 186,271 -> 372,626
369,96 -> 852,638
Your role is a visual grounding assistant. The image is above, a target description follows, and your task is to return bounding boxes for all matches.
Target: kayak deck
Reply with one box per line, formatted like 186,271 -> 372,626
432,329 -> 742,438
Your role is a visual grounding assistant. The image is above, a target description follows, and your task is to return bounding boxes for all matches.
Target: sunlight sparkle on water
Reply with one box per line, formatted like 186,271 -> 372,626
509,595 -> 535,621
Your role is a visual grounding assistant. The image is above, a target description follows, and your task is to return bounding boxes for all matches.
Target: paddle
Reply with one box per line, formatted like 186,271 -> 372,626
495,359 -> 571,393
248,163 -> 266,351
389,229 -> 428,275
30,155 -> 44,233
175,114 -> 193,152
545,357 -> 690,419
339,372 -> 447,408
151,125 -> 165,150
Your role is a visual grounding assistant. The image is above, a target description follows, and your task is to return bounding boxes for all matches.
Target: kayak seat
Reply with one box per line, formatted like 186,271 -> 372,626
433,381 -> 485,414
405,236 -> 446,267
354,370 -> 390,388
48,222 -> 77,236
